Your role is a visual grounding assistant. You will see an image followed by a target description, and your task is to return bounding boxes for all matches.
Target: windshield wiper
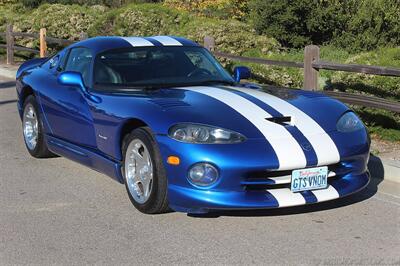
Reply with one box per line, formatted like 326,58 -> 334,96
94,80 -> 236,91
150,80 -> 236,88
194,80 -> 236,86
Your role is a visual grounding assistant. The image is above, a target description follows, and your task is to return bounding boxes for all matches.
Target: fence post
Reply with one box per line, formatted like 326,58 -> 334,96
204,36 -> 215,51
39,28 -> 47,58
303,45 -> 320,90
5,24 -> 14,65
79,32 -> 88,41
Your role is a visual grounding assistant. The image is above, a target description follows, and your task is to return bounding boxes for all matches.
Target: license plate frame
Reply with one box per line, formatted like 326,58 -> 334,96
291,166 -> 328,192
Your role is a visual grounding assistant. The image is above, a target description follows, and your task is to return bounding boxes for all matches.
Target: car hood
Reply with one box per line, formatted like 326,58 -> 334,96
142,84 -> 351,170
147,85 -> 349,137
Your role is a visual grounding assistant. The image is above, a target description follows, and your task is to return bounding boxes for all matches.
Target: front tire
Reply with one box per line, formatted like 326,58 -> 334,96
122,127 -> 169,214
22,95 -> 54,158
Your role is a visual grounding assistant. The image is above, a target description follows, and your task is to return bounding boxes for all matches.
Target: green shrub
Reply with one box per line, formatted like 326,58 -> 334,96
328,47 -> 400,100
27,4 -> 101,40
164,0 -> 249,20
2,3 -> 101,53
249,0 -> 353,48
180,18 -> 279,55
19,0 -> 42,8
249,0 -> 400,51
89,3 -> 190,37
19,0 -> 161,8
333,0 -> 400,52
0,3 -> 30,33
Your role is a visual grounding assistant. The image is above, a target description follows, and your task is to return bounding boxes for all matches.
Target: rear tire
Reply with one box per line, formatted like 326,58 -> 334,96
122,127 -> 169,214
22,95 -> 55,158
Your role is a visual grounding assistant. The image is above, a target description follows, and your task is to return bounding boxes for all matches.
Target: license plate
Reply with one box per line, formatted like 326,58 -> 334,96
291,166 -> 328,192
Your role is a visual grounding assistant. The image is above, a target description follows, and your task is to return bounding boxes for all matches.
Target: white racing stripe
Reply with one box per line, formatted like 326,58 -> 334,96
311,185 -> 340,202
267,188 -> 306,207
230,87 -> 340,166
121,37 -> 154,47
151,36 -> 182,46
180,86 -> 307,170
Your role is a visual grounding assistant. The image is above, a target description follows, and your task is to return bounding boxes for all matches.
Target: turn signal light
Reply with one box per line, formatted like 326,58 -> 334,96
167,156 -> 180,165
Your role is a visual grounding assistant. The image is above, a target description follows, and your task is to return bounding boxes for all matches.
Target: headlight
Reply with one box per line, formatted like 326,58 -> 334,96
336,112 -> 364,133
169,124 -> 246,144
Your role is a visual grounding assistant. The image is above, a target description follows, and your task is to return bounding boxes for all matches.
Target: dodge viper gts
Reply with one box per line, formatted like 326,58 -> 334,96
16,36 -> 370,214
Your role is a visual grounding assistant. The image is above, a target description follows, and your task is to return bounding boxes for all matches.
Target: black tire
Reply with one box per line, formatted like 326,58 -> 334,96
22,95 -> 55,158
122,127 -> 169,214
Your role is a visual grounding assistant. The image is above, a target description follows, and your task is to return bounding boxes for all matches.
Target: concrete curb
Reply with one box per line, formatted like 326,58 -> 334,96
0,64 -> 18,79
0,64 -> 399,183
368,156 -> 400,183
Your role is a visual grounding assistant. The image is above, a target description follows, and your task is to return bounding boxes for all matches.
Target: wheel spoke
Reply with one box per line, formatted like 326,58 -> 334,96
142,177 -> 152,198
23,104 -> 39,150
124,139 -> 153,204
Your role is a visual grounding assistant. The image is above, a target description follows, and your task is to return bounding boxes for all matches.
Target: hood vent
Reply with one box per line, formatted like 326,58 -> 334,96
149,99 -> 190,109
266,116 -> 292,126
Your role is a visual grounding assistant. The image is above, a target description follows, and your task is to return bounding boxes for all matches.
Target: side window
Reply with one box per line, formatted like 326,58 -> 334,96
64,47 -> 92,86
49,55 -> 59,69
58,50 -> 68,71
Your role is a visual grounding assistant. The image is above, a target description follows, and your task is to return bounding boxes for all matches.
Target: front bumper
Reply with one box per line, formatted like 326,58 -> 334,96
156,130 -> 370,214
168,172 -> 370,213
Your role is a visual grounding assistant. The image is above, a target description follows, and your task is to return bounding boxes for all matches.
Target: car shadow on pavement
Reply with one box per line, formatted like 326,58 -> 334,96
0,81 -> 16,89
189,155 -> 384,218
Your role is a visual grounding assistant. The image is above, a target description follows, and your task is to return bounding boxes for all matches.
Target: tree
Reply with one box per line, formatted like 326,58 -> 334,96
249,0 -> 355,48
249,0 -> 399,51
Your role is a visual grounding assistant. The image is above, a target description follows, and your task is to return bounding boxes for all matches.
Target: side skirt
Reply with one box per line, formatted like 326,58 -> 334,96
46,135 -> 124,183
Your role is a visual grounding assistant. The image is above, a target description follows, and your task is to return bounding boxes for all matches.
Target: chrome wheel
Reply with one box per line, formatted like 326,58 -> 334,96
125,139 -> 153,204
23,104 -> 38,151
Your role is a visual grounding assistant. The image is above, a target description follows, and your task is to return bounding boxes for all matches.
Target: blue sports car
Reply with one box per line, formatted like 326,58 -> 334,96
16,36 -> 370,214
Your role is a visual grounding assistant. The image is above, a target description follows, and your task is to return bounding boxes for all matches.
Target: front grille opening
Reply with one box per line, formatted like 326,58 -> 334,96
245,183 -> 289,191
246,163 -> 340,180
249,169 -> 293,179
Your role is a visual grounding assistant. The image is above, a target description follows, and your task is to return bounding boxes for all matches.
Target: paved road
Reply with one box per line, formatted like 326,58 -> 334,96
1,76 -> 399,265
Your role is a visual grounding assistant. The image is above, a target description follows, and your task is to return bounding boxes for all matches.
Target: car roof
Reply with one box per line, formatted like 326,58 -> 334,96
69,36 -> 200,54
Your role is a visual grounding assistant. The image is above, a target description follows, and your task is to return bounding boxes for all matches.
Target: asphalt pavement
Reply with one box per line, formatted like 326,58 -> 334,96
1,75 -> 399,265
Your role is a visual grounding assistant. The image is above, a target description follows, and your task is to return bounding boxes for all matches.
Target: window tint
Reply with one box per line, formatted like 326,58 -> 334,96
185,50 -> 220,76
65,47 -> 92,86
93,46 -> 233,90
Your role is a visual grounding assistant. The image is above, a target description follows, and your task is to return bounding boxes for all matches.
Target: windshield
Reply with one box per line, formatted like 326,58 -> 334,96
93,46 -> 234,91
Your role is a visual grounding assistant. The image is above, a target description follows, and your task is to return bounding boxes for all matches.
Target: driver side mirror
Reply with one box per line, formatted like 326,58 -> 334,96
58,71 -> 101,103
58,71 -> 85,90
233,66 -> 251,82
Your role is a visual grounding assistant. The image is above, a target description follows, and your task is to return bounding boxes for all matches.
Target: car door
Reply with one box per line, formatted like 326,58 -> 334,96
39,47 -> 97,148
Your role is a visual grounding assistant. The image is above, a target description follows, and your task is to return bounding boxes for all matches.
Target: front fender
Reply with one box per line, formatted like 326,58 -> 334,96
16,57 -> 48,79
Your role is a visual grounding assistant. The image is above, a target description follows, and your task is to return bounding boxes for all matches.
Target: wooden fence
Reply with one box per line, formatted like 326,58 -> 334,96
204,36 -> 400,113
0,25 -> 399,113
0,24 -> 87,64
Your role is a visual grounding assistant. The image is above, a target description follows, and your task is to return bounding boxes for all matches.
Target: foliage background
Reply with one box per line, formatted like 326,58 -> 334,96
0,0 -> 399,141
